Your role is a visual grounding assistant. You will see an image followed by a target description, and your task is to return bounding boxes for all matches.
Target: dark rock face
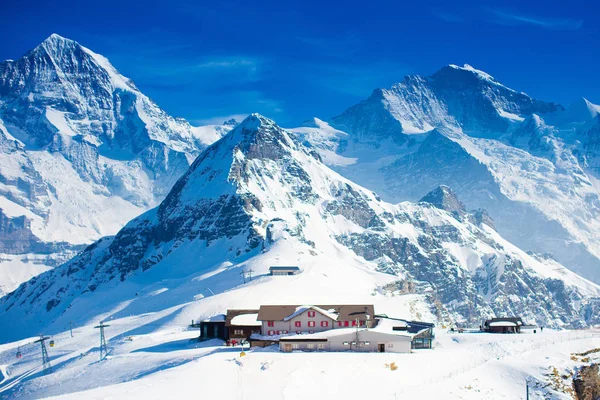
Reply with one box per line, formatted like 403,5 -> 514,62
0,209 -> 80,254
420,185 -> 465,213
573,364 -> 600,400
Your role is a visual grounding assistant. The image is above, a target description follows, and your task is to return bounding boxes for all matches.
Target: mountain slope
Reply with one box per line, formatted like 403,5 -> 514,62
295,64 -> 600,284
2,114 -> 598,343
0,34 -> 233,294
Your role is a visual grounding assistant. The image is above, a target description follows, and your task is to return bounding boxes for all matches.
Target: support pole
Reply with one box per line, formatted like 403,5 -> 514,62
94,321 -> 110,360
34,335 -> 52,374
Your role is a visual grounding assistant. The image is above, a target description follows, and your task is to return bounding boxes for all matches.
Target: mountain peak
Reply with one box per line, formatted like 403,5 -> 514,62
564,97 -> 600,121
419,185 -> 466,213
446,63 -> 496,82
35,33 -> 80,56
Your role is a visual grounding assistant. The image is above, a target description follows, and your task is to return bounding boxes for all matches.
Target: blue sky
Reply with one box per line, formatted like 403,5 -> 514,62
1,0 -> 599,126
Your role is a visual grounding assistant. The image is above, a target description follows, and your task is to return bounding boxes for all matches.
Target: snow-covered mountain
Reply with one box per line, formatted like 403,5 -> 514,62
294,64 -> 600,284
0,34 -> 233,295
2,114 -> 599,343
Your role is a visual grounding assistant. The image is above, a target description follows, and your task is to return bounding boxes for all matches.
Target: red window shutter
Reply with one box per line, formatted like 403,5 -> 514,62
295,321 -> 301,327
268,321 -> 274,327
352,320 -> 357,327
268,330 -> 274,335
338,321 -> 343,327
344,321 -> 349,327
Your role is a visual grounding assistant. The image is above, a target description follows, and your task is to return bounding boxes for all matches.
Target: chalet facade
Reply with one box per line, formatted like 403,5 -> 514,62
482,317 -> 523,333
257,305 -> 374,336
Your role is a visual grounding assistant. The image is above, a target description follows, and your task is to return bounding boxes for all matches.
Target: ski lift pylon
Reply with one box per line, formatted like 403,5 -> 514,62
16,346 -> 22,359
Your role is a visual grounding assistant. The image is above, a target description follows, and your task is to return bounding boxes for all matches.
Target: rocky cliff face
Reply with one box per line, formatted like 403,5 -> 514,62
296,65 -> 600,285
2,114 -> 599,341
0,34 -> 233,294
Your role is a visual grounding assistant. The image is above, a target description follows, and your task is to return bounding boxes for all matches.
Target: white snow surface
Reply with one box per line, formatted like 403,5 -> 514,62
230,313 -> 261,326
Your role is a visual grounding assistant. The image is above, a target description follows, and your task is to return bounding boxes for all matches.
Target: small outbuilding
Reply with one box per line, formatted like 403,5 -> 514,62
269,266 -> 300,276
191,314 -> 227,341
482,317 -> 523,333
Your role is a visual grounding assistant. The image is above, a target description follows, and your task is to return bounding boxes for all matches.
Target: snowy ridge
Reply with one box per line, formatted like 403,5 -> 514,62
2,114 -> 599,346
299,65 -> 600,285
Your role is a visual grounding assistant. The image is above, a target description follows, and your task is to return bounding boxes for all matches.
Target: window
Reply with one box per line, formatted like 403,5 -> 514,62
307,311 -> 316,318
344,321 -> 349,327
281,330 -> 288,334
306,343 -> 315,349
234,329 -> 244,335
321,321 -> 329,327
308,321 -> 316,328
295,321 -> 301,328
296,330 -> 301,334
309,330 -> 314,334
352,320 -> 357,327
359,320 -> 365,327
338,321 -> 343,327
277,330 -> 282,335
388,343 -> 394,348
317,343 -> 325,350
268,330 -> 274,335
292,343 -> 299,349
267,321 -> 274,327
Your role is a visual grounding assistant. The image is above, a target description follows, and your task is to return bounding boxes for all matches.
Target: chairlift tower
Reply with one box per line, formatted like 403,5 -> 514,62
34,335 -> 52,373
94,321 -> 110,360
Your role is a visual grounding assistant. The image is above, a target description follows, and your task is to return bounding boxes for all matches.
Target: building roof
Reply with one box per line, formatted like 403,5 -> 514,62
375,316 -> 435,334
269,266 -> 300,271
485,317 -> 523,325
230,313 -> 261,327
257,305 -> 375,322
202,314 -> 226,323
282,306 -> 339,321
489,321 -> 517,327
225,309 -> 260,327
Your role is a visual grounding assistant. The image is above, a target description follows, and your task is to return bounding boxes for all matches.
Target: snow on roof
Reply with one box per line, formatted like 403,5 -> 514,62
202,314 -> 226,323
489,321 -> 517,327
230,313 -> 261,326
283,306 -> 339,321
269,266 -> 300,270
371,318 -> 414,336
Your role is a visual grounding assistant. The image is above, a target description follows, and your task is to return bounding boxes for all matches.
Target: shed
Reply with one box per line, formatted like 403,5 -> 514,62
269,266 -> 300,276
191,314 -> 226,341
482,317 -> 523,333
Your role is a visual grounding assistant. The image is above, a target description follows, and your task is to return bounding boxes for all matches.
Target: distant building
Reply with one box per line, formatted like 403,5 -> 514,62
482,317 -> 523,333
269,266 -> 300,276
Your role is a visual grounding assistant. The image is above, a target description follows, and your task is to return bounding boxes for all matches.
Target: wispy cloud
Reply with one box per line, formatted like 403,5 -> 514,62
430,9 -> 464,23
486,8 -> 583,31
